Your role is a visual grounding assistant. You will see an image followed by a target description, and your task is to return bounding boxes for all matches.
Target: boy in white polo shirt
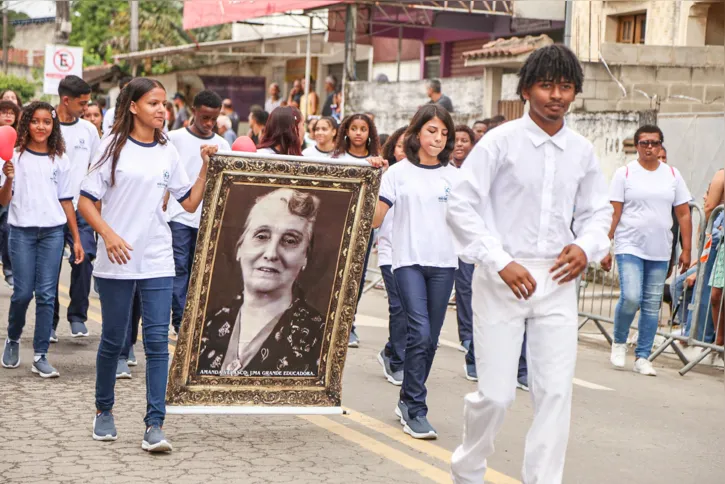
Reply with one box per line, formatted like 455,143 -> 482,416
166,90 -> 230,335
52,75 -> 100,341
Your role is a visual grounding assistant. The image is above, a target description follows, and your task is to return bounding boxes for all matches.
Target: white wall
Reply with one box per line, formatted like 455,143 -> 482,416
371,61 -> 420,82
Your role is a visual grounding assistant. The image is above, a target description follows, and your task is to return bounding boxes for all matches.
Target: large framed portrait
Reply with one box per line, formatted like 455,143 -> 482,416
167,151 -> 380,411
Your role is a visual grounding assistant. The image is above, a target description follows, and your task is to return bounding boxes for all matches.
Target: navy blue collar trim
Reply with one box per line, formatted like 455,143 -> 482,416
186,127 -> 214,140
346,151 -> 369,159
59,118 -> 79,126
414,162 -> 442,170
316,146 -> 333,154
25,148 -> 49,156
129,136 -> 158,148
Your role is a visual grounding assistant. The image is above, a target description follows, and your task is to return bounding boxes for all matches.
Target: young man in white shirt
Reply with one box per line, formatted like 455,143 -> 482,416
446,44 -> 613,484
602,125 -> 692,375
166,90 -> 230,335
52,75 -> 101,340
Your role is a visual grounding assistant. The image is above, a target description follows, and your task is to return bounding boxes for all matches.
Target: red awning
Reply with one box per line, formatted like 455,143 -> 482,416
183,0 -> 340,30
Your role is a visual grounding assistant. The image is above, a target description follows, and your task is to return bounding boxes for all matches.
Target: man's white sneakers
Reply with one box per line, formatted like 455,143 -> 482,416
610,343 -> 627,369
633,358 -> 657,376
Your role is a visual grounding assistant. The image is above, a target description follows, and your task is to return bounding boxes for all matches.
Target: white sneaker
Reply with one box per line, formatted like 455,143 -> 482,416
610,343 -> 627,369
633,358 -> 657,376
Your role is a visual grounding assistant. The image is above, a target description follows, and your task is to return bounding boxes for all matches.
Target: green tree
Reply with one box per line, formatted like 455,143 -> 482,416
0,75 -> 38,102
0,10 -> 31,46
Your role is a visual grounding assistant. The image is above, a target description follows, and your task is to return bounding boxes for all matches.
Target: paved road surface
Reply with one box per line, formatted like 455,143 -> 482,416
0,266 -> 722,483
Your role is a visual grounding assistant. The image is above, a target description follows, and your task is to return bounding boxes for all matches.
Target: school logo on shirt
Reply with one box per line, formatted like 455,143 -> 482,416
51,167 -> 58,185
438,186 -> 451,203
157,169 -> 170,188
74,138 -> 88,152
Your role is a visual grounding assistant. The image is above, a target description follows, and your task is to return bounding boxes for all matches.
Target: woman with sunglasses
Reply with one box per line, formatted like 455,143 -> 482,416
601,125 -> 692,376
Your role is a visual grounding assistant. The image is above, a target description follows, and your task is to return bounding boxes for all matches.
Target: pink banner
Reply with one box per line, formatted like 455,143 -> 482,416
183,0 -> 340,30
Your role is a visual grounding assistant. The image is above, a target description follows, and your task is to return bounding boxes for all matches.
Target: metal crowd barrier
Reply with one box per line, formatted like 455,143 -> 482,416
577,202 -> 724,375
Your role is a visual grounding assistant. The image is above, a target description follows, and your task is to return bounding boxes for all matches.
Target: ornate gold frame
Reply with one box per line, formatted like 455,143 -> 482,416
167,153 -> 381,407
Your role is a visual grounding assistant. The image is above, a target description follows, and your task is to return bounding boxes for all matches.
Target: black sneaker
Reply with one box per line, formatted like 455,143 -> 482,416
517,375 -> 529,392
127,345 -> 137,366
116,359 -> 132,379
49,329 -> 59,343
70,321 -> 89,338
142,425 -> 173,453
92,411 -> 117,441
403,415 -> 438,440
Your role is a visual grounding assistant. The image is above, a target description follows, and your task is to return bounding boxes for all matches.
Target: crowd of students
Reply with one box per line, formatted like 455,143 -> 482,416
0,42 -> 719,484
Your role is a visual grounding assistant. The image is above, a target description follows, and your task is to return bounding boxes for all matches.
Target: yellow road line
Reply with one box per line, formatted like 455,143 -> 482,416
343,409 -> 521,484
301,415 -> 452,483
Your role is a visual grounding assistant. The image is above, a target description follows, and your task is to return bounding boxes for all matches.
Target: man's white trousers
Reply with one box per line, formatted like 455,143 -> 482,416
451,259 -> 578,484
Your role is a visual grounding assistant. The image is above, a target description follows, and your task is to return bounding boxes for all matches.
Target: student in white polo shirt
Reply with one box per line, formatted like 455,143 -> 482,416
302,116 -> 337,158
0,102 -> 84,378
256,105 -> 305,156
78,78 -> 217,452
333,113 -> 382,348
51,75 -> 101,342
166,90 -> 230,336
372,104 -> 460,440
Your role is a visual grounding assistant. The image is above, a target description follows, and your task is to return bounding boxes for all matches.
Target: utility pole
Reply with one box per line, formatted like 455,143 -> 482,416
2,1 -> 8,75
54,0 -> 71,45
341,3 -> 357,118
129,0 -> 139,75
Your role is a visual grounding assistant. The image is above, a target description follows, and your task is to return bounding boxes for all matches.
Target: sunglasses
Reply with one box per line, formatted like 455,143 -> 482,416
637,140 -> 662,147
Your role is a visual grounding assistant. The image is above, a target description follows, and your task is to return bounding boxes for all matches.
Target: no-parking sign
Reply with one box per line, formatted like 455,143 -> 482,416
43,45 -> 84,95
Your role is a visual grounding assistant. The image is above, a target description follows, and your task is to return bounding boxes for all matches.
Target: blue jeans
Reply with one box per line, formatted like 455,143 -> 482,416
518,330 -> 528,380
170,221 -> 197,331
671,266 -> 697,325
381,265 -> 407,373
53,210 -> 97,328
7,225 -> 65,355
455,260 -> 474,343
613,254 -> 669,359
95,277 -> 173,427
394,265 -> 455,418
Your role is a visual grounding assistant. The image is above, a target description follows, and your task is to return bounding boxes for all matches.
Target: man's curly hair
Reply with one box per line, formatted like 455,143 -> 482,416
15,101 -> 65,160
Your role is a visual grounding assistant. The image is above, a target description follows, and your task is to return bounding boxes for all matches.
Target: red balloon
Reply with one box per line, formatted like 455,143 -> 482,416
0,125 -> 17,162
231,136 -> 257,153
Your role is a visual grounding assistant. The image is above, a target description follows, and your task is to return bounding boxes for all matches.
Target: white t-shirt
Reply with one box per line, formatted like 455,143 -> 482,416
302,145 -> 333,158
166,128 -> 230,228
256,147 -> 277,155
610,160 -> 691,261
102,107 -> 115,136
80,137 -> 193,279
6,149 -> 73,228
379,159 -> 460,270
334,151 -> 370,162
60,118 -> 101,209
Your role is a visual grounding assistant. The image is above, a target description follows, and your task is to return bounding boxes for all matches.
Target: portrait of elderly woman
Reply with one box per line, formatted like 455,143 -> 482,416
198,188 -> 327,377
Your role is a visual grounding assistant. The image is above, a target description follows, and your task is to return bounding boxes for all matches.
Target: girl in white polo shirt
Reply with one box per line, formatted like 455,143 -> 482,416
0,101 -> 84,378
78,78 -> 217,452
373,105 -> 459,439
302,116 -> 337,158
333,113 -> 381,347
256,106 -> 304,156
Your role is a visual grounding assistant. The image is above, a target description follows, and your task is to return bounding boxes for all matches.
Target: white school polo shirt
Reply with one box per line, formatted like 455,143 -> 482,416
60,118 -> 101,209
378,159 -> 461,270
7,148 -> 72,228
610,160 -> 691,261
166,128 -> 230,229
302,145 -> 333,158
80,136 -> 193,279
